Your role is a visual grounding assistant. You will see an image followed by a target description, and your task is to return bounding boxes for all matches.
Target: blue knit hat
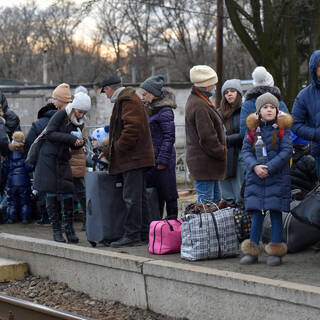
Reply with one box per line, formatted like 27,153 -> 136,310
140,75 -> 165,97
92,127 -> 108,147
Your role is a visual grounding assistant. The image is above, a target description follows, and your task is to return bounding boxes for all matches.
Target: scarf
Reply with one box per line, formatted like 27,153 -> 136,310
220,97 -> 241,135
193,86 -> 216,109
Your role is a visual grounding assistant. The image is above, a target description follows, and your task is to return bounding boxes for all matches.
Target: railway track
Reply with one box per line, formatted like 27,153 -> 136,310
0,293 -> 89,320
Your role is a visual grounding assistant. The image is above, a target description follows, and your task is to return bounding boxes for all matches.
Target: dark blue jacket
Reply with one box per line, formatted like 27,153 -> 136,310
25,103 -> 57,154
242,113 -> 293,212
240,86 -> 289,137
145,91 -> 178,201
2,149 -> 33,187
292,50 -> 320,157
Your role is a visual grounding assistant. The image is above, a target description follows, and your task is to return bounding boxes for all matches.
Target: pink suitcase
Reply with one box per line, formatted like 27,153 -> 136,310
148,219 -> 182,254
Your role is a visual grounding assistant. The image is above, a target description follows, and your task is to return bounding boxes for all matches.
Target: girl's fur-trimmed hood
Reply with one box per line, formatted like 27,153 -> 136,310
246,111 -> 293,131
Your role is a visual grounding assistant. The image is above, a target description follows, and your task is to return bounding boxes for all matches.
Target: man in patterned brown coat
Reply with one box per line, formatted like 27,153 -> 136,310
101,75 -> 155,247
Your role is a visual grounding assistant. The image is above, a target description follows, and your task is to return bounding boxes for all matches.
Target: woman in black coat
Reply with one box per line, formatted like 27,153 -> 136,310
34,92 -> 91,243
219,79 -> 244,206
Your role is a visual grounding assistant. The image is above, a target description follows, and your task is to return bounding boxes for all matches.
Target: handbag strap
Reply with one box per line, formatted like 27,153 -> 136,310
207,205 -> 222,258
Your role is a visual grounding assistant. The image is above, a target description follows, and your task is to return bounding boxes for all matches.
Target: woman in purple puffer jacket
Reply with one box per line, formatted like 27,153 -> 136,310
140,75 -> 179,218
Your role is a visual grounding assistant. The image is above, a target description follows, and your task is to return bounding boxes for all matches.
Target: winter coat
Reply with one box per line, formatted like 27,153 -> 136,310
292,50 -> 320,157
240,86 -> 289,137
33,109 -> 79,194
0,117 -> 8,156
25,103 -> 57,154
185,87 -> 227,181
107,87 -> 155,175
290,146 -> 317,195
2,147 -> 33,187
0,93 -> 21,140
145,91 -> 178,201
69,127 -> 86,178
221,108 -> 242,178
242,112 -> 293,212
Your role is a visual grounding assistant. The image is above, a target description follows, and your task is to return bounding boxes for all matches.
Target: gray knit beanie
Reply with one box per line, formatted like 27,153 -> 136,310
256,92 -> 279,113
140,75 -> 165,97
221,79 -> 243,96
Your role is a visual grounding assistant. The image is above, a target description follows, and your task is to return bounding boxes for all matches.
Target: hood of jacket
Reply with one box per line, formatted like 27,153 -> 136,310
37,103 -> 57,119
149,90 -> 177,110
309,50 -> 320,89
245,86 -> 282,101
0,93 -> 9,114
246,111 -> 293,131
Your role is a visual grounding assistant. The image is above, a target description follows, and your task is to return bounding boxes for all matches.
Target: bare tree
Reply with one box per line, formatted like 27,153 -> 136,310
0,2 -> 40,81
37,0 -> 83,82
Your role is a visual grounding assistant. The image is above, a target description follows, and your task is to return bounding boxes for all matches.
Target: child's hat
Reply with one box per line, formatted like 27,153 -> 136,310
92,127 -> 108,147
256,92 -> 279,113
12,131 -> 25,144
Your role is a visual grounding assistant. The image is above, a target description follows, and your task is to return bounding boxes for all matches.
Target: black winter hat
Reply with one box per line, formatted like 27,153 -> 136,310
140,75 -> 165,97
100,75 -> 121,93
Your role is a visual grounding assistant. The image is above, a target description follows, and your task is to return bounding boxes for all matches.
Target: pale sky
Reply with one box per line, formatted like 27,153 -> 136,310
2,0 -> 56,9
2,0 -> 97,42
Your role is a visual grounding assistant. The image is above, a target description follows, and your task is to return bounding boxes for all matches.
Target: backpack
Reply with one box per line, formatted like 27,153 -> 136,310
246,128 -> 285,144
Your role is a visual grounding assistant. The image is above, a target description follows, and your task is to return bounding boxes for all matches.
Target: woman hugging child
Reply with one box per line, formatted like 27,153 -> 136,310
240,92 -> 293,266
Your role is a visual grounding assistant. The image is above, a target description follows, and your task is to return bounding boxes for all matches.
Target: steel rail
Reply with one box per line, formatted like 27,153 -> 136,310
0,293 -> 91,320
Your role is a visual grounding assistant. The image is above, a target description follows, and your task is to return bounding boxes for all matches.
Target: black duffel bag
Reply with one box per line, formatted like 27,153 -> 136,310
291,185 -> 320,229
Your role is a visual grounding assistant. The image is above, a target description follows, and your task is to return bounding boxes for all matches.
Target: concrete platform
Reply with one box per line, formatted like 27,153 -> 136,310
0,257 -> 28,282
0,228 -> 319,320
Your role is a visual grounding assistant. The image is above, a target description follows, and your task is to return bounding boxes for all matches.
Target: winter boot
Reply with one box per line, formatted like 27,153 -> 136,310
63,198 -> 79,243
46,196 -> 66,243
240,239 -> 262,265
265,242 -> 287,266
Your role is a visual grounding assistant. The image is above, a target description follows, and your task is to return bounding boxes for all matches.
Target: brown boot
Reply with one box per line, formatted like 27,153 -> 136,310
240,239 -> 263,265
265,242 -> 287,266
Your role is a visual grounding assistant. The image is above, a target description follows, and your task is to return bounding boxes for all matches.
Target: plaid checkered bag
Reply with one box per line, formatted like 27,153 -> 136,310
181,205 -> 239,261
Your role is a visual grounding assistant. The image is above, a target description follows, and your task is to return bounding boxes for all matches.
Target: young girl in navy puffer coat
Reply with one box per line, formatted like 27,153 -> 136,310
2,131 -> 34,223
240,92 -> 293,266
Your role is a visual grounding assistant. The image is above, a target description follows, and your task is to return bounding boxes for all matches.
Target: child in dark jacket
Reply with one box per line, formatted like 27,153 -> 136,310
240,93 -> 293,266
2,131 -> 34,223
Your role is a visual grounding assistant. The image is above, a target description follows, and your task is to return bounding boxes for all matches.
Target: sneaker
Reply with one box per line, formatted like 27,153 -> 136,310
110,236 -> 141,248
22,219 -> 29,224
7,219 -> 14,224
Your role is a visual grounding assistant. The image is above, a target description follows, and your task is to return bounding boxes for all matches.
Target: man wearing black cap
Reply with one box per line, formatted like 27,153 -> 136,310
101,75 -> 155,247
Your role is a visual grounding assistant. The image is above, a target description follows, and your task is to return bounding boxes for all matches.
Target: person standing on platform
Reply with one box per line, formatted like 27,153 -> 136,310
185,65 -> 227,203
100,75 -> 155,247
140,75 -> 179,219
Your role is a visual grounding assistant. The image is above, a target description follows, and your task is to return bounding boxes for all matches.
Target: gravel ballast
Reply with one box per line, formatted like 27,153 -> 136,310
0,276 -> 187,320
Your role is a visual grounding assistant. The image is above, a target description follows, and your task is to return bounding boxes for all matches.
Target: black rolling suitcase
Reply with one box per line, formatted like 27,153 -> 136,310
85,171 -> 126,247
85,171 -> 161,247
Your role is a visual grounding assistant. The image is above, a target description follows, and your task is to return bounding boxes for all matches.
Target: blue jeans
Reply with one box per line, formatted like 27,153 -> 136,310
195,180 -> 221,203
250,210 -> 283,244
